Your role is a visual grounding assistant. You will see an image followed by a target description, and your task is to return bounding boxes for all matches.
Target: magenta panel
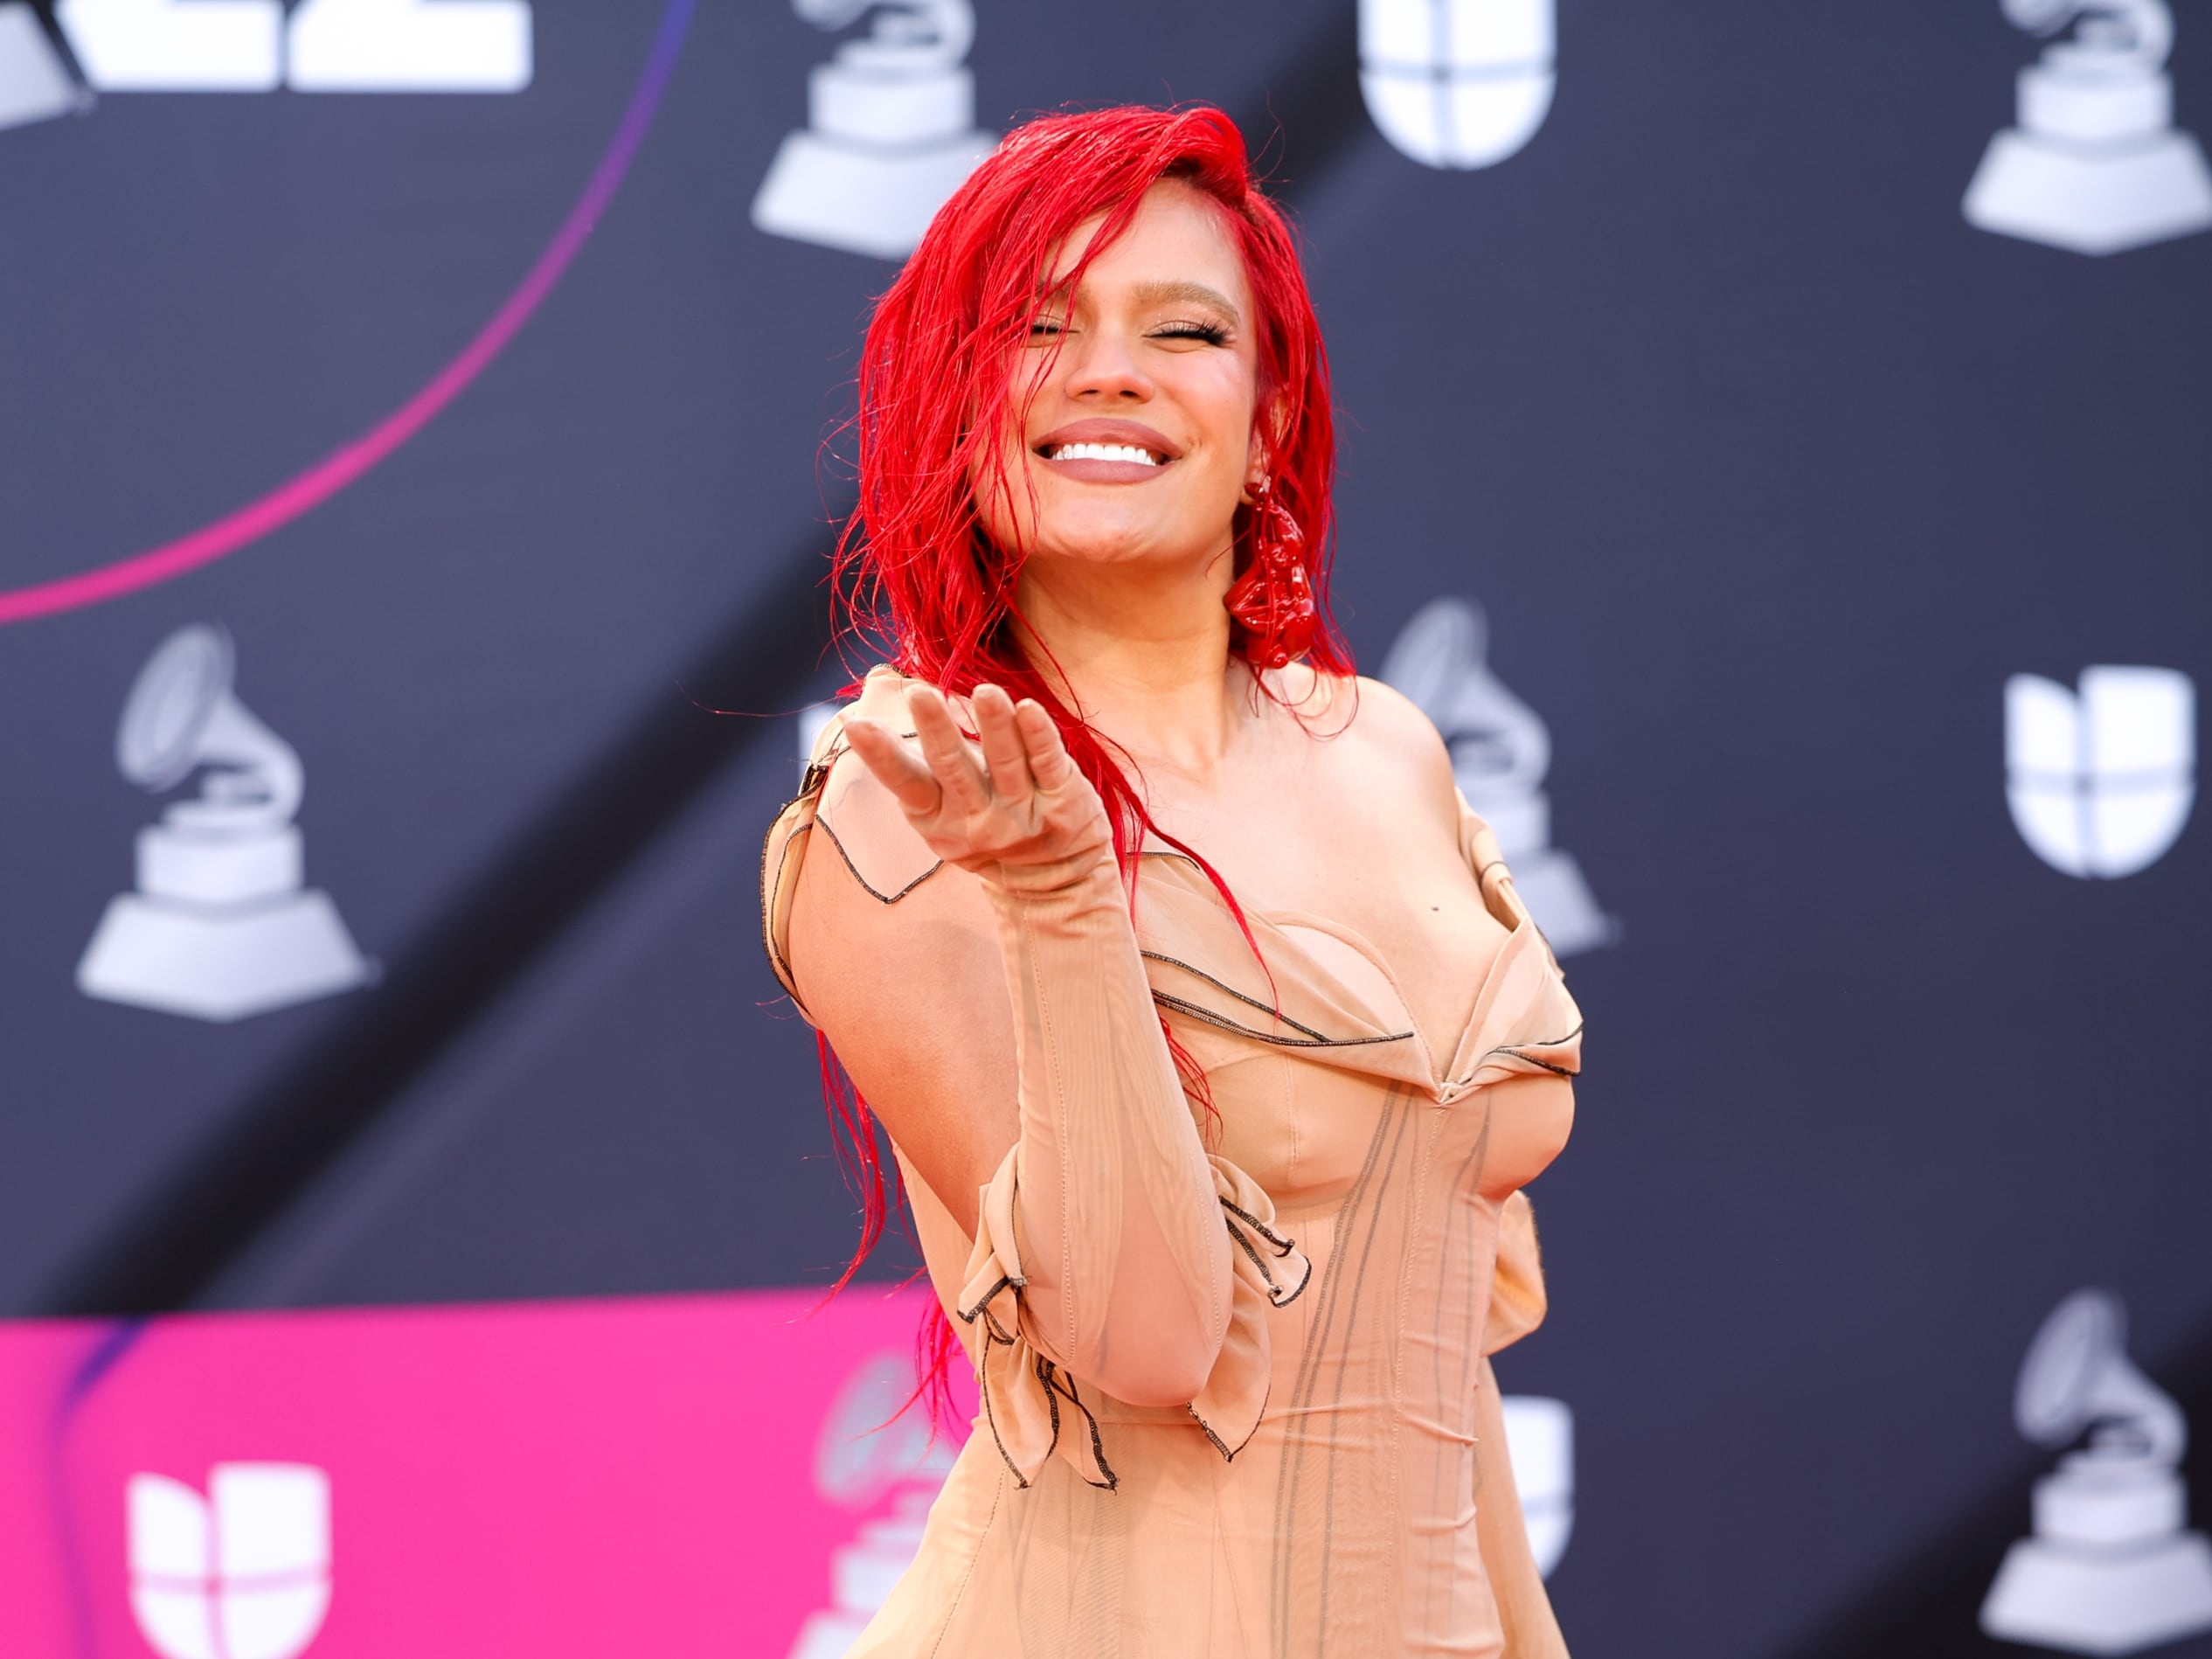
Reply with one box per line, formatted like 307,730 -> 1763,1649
0,1289 -> 961,1659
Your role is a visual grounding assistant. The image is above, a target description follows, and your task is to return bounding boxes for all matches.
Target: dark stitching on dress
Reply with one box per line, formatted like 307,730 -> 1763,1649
759,818 -> 808,1004
1314,1097 -> 1415,1645
1039,1360 -> 1118,1492
1221,1213 -> 1313,1308
1186,1377 -> 1273,1464
812,812 -> 946,905
1152,990 -> 1412,1051
1141,952 -> 1338,1042
1465,1022 -> 1585,1080
1035,1354 -> 1064,1471
1220,1198 -> 1298,1255
1271,1097 -> 1402,1656
1186,1405 -> 1234,1461
974,1325 -> 1030,1489
1418,1114 -> 1494,1640
955,1275 -> 1019,1326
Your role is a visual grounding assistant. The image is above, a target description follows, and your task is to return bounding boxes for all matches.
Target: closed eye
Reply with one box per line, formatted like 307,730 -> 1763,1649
1153,320 -> 1230,345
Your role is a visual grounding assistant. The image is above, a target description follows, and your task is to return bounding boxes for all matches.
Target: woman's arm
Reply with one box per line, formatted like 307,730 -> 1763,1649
1473,1357 -> 1571,1659
787,680 -> 1233,1408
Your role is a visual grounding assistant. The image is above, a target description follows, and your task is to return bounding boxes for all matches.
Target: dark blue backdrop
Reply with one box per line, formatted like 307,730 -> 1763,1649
3,3 -> 2208,1655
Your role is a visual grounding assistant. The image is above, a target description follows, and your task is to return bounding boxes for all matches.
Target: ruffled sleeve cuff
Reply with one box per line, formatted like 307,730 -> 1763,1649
954,1146 -> 1312,1493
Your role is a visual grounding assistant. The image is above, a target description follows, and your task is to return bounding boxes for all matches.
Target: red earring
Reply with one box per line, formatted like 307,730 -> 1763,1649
1224,480 -> 1319,670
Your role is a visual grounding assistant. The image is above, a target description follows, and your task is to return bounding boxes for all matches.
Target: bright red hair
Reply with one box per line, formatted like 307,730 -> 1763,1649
817,105 -> 1351,1421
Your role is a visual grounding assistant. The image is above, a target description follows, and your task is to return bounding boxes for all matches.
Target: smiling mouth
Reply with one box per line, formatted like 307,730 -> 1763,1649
1040,441 -> 1166,466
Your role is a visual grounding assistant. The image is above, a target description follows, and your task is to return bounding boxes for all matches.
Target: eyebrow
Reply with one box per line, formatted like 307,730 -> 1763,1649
1130,280 -> 1242,319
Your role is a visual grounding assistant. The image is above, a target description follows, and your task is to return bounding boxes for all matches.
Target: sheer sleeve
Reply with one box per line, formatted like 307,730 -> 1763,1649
771,670 -> 1312,1490
952,842 -> 1309,1489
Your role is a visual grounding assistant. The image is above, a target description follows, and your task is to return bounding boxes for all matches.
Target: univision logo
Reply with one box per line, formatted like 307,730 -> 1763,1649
128,1463 -> 332,1659
2006,666 -> 2195,878
1359,0 -> 1555,170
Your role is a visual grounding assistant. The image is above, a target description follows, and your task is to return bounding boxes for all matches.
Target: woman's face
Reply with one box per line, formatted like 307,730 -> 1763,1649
974,180 -> 1265,583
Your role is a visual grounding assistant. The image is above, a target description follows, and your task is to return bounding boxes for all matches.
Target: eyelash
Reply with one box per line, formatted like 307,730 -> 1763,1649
1027,320 -> 1230,345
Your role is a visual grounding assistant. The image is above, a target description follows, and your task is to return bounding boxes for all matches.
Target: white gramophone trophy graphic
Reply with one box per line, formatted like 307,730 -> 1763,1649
787,1350 -> 956,1659
1981,1289 -> 2212,1655
2006,666 -> 2195,878
752,0 -> 995,260
77,624 -> 372,1022
1381,597 -> 1613,956
128,1462 -> 332,1659
1359,0 -> 1556,170
1964,0 -> 2212,254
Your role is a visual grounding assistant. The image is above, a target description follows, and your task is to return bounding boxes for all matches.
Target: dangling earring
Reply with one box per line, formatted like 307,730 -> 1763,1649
1224,479 -> 1319,670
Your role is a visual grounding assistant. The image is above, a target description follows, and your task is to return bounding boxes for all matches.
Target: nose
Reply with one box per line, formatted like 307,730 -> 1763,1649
1061,327 -> 1152,402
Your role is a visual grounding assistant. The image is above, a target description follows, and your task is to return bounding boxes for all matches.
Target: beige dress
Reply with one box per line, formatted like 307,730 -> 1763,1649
763,670 -> 1582,1659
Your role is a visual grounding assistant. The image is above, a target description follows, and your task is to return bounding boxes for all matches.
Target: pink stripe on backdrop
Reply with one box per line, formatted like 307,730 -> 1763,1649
2,1287 -> 965,1657
0,0 -> 695,628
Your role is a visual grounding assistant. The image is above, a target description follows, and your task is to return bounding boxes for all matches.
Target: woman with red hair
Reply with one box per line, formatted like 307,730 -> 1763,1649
763,105 -> 1579,1657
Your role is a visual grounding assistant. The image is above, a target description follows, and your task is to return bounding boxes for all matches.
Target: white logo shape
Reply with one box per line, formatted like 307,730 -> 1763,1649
752,0 -> 994,260
1501,1395 -> 1573,1579
787,1351 -> 955,1659
2006,666 -> 2194,878
1981,1290 -> 2212,1655
1359,0 -> 1555,170
128,1463 -> 333,1659
77,624 -> 374,1021
1964,0 -> 2212,254
50,0 -> 530,94
1382,597 -> 1614,954
0,4 -> 89,132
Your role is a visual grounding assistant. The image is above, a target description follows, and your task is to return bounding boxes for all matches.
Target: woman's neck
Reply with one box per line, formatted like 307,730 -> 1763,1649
1012,552 -> 1249,785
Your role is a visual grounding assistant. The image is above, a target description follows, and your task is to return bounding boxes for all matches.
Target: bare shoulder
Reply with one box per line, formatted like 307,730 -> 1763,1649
1346,675 -> 1453,767
1259,670 -> 1463,849
1296,671 -> 1458,803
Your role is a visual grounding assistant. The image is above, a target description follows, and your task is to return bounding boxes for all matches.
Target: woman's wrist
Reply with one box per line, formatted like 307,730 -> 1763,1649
979,843 -> 1121,901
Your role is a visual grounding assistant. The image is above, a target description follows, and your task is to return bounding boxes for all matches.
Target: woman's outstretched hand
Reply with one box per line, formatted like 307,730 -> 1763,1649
843,682 -> 1114,880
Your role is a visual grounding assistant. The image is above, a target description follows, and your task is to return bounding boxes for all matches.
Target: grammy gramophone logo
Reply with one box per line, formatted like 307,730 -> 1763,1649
1965,0 -> 2212,254
752,0 -> 995,260
1381,597 -> 1614,956
77,624 -> 372,1022
1982,1290 -> 2212,1655
786,1350 -> 957,1659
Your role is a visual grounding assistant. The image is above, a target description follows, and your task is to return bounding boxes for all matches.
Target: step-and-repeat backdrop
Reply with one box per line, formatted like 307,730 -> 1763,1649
2,3 -> 2207,1656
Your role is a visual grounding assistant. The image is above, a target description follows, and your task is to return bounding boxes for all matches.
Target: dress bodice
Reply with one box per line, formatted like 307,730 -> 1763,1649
761,675 -> 1581,1658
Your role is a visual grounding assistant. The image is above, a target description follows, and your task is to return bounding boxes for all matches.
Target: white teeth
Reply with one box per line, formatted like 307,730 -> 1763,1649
1048,441 -> 1161,465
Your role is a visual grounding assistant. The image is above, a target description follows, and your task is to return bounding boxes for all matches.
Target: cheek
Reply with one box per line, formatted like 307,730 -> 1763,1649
1179,360 -> 1260,468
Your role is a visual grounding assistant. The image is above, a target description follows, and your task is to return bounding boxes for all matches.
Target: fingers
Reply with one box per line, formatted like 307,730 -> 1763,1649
1015,698 -> 1078,790
973,684 -> 1033,804
905,684 -> 991,816
841,718 -> 942,817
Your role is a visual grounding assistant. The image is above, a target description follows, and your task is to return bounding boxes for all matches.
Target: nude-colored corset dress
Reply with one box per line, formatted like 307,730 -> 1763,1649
762,675 -> 1582,1659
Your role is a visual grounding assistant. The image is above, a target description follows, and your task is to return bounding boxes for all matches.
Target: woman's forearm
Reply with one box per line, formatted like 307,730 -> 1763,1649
984,847 -> 1233,1406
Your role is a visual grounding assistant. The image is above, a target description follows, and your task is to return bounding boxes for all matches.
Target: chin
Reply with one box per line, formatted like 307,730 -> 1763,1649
1033,519 -> 1179,566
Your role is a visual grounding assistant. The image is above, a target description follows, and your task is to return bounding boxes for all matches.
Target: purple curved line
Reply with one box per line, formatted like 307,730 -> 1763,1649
0,0 -> 695,628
